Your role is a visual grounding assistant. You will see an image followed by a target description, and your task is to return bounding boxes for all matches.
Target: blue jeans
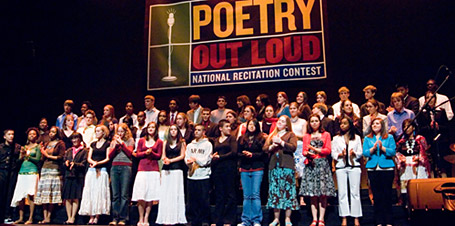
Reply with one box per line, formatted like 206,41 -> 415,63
240,170 -> 264,225
110,165 -> 132,221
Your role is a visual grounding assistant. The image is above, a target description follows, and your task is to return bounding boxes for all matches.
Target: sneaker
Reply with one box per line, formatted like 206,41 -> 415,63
238,222 -> 248,226
4,218 -> 14,224
253,223 -> 262,226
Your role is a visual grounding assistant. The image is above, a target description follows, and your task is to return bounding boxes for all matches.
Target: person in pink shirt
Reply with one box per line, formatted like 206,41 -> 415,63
131,122 -> 163,226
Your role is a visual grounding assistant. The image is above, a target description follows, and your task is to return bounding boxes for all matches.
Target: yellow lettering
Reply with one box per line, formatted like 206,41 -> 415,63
274,0 -> 296,32
193,5 -> 212,40
295,0 -> 315,29
253,0 -> 273,34
235,0 -> 254,36
213,2 -> 234,38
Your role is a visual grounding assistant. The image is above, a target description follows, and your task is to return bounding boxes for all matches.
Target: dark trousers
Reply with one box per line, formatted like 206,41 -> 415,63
368,170 -> 395,225
0,169 -> 14,223
212,167 -> 237,225
188,178 -> 210,226
110,165 -> 132,222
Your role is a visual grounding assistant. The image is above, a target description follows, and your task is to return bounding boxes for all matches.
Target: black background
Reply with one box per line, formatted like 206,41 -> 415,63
2,0 -> 455,143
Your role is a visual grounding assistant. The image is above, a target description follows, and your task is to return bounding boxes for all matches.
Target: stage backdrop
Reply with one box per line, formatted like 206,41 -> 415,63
145,0 -> 328,90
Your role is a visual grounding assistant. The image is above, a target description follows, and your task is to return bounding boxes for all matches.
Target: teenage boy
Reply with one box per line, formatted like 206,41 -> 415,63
119,102 -> 138,128
0,130 -> 21,224
332,87 -> 360,118
396,83 -> 420,115
168,99 -> 179,125
210,96 -> 232,123
360,85 -> 387,117
56,99 -> 78,130
201,108 -> 218,139
387,92 -> 415,139
185,124 -> 213,226
144,95 -> 159,124
187,95 -> 204,124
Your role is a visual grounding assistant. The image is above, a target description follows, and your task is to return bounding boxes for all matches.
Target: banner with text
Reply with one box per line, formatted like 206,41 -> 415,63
146,0 -> 328,90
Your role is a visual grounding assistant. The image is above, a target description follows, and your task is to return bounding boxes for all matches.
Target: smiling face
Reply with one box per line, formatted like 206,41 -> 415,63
28,130 -> 38,143
243,107 -> 253,120
309,116 -> 321,131
169,100 -> 178,112
237,100 -> 244,108
289,104 -> 299,117
343,100 -> 353,114
117,126 -> 125,139
220,122 -> 231,136
371,119 -> 382,134
296,92 -> 304,104
85,113 -> 94,126
276,116 -> 287,131
247,120 -> 256,133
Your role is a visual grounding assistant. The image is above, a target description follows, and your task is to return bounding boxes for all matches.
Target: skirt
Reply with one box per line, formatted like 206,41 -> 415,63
294,140 -> 306,178
300,158 -> 336,197
155,170 -> 187,224
62,176 -> 84,200
34,168 -> 62,204
79,168 -> 110,215
266,166 -> 299,210
132,171 -> 160,202
10,173 -> 39,207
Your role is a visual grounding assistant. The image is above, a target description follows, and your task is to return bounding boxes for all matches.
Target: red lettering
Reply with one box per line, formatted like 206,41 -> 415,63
251,40 -> 265,65
266,38 -> 283,64
226,42 -> 242,67
302,35 -> 320,61
193,45 -> 210,70
210,43 -> 226,69
284,36 -> 301,62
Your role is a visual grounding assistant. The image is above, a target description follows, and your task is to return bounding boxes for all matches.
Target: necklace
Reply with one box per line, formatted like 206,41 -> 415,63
291,117 -> 299,123
405,139 -> 416,154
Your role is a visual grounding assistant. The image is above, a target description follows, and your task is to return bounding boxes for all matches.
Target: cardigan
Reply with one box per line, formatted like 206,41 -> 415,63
263,131 -> 297,170
302,131 -> 331,159
331,134 -> 363,168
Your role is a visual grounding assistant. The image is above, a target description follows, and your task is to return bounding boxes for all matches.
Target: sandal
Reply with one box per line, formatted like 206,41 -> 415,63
24,220 -> 33,225
285,222 -> 292,226
318,220 -> 325,226
309,220 -> 317,226
269,220 -> 280,226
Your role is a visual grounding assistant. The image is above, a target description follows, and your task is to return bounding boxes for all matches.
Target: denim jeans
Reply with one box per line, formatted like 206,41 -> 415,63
110,165 -> 132,221
240,170 -> 264,225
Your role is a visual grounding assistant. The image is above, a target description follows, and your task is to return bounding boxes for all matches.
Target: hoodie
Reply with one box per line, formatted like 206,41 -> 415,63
185,137 -> 212,180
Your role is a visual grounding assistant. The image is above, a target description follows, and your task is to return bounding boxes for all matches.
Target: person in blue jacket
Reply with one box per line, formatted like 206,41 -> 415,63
363,117 -> 396,226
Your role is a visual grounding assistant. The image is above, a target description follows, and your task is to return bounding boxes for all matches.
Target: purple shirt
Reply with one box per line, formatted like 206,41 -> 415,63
387,108 -> 415,138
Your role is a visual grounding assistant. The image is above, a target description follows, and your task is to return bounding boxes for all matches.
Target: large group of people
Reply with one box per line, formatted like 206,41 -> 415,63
0,79 -> 454,226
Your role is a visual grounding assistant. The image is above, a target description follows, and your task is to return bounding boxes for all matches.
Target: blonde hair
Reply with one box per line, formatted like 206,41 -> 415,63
265,115 -> 292,146
116,123 -> 132,141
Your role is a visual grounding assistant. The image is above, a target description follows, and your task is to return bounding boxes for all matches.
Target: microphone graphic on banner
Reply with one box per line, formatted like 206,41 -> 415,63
162,9 -> 177,82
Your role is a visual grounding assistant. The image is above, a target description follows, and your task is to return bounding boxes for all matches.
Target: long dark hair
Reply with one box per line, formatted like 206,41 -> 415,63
307,114 -> 325,134
240,119 -> 262,146
338,116 -> 356,140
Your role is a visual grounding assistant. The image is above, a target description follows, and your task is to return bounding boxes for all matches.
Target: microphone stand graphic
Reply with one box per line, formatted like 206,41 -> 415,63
162,10 -> 177,82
